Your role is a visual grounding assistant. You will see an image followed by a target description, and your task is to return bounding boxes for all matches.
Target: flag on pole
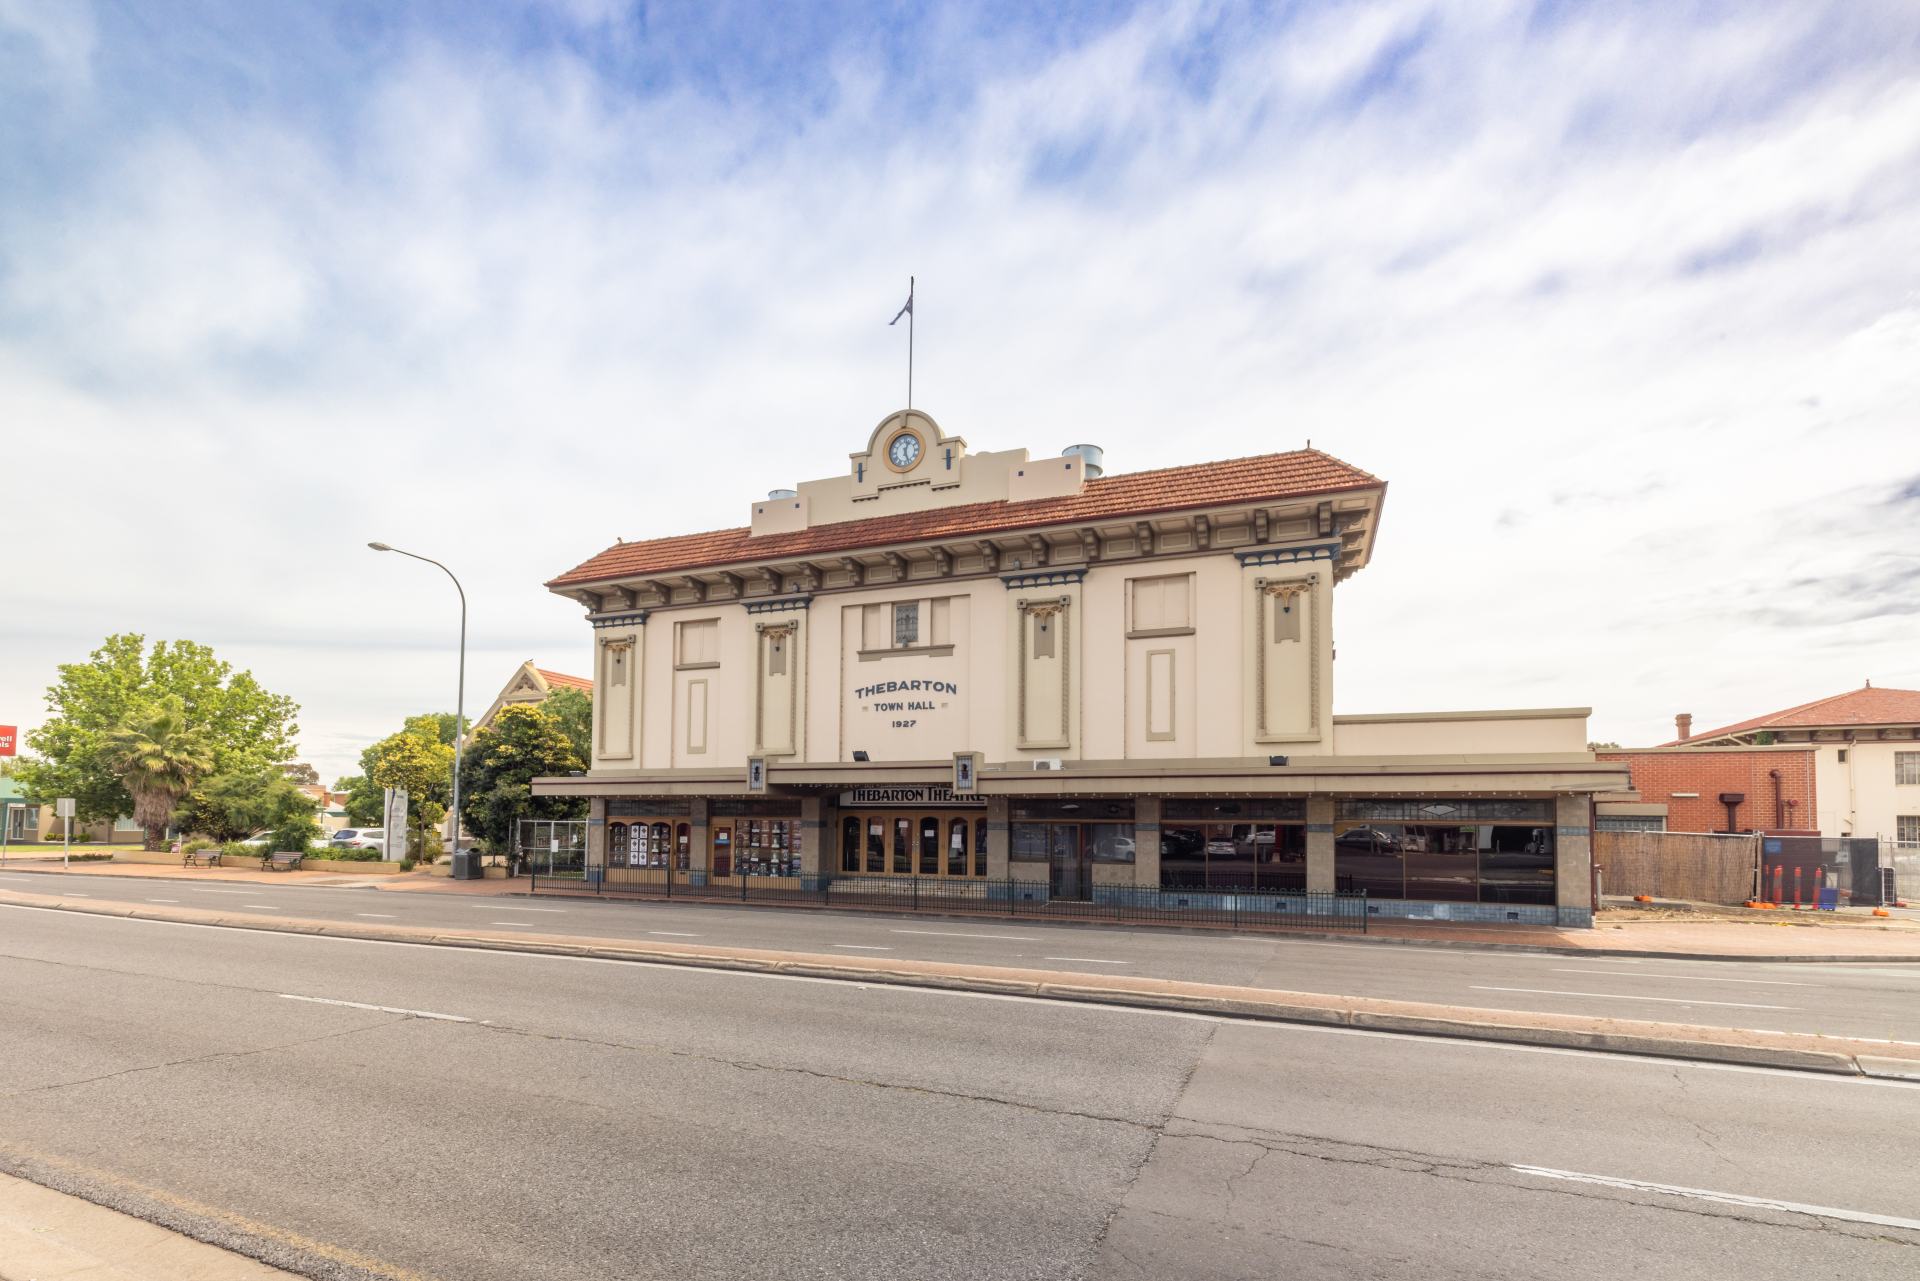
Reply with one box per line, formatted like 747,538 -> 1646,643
890,282 -> 913,326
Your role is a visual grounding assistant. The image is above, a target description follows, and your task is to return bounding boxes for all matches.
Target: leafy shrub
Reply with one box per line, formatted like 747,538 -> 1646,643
182,838 -> 215,854
399,858 -> 417,872
219,840 -> 253,860
309,846 -> 382,862
268,814 -> 321,853
66,852 -> 114,862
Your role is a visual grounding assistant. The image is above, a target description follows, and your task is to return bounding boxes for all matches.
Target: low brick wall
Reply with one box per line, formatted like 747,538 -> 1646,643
110,849 -> 407,875
1595,831 -> 1759,905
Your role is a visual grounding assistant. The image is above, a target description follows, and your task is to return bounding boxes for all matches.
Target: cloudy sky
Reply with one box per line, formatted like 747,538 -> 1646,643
3,0 -> 1917,783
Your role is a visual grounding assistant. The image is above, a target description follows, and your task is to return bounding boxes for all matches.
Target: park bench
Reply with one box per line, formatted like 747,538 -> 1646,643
182,848 -> 222,868
261,850 -> 305,872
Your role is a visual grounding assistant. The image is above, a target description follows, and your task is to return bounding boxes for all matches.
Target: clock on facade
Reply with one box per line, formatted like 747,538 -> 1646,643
886,430 -> 923,470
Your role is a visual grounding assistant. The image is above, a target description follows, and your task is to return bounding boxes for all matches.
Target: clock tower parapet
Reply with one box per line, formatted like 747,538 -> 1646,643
746,408 -> 1086,536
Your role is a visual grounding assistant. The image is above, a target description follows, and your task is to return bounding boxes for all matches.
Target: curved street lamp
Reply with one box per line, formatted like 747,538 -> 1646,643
368,542 -> 466,860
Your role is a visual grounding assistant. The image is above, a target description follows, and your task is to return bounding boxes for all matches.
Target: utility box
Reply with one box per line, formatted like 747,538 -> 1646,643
451,851 -> 483,880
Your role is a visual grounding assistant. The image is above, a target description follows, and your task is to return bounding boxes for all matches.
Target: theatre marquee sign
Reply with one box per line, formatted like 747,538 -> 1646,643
837,785 -> 986,809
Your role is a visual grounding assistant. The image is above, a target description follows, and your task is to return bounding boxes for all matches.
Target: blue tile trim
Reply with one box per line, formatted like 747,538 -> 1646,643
1000,568 -> 1087,589
1306,823 -> 1334,833
1557,825 -> 1591,836
1233,541 -> 1339,568
746,595 -> 813,614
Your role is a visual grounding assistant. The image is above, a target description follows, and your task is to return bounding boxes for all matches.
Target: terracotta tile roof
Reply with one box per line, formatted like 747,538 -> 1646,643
535,668 -> 593,693
548,448 -> 1382,589
1670,685 -> 1920,744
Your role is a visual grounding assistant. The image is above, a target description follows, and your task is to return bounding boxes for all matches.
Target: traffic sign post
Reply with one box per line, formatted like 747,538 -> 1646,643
56,797 -> 75,870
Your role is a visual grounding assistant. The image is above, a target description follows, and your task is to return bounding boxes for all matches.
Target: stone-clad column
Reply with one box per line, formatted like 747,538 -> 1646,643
688,799 -> 711,887
1305,796 -> 1335,893
986,797 -> 1010,880
799,795 -> 827,889
1554,794 -> 1594,928
1132,797 -> 1162,889
587,797 -> 606,883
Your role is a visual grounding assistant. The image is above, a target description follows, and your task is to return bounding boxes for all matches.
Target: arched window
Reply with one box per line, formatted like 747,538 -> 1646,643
608,822 -> 628,867
892,818 -> 911,874
842,817 -> 861,873
948,819 -> 968,877
676,823 -> 691,871
866,818 -> 886,873
651,823 -> 671,869
974,819 -> 988,878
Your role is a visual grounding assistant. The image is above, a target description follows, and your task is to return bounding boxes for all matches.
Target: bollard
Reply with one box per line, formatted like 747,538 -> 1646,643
1793,866 -> 1803,910
1771,864 -> 1784,905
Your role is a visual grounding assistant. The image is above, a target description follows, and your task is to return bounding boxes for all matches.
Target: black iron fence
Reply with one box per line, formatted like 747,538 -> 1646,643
529,870 -> 1366,933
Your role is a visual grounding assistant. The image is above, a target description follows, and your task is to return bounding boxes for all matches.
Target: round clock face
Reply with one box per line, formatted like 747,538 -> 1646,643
887,431 -> 922,469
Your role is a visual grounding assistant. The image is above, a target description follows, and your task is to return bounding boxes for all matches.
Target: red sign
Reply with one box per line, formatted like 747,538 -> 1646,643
0,725 -> 15,757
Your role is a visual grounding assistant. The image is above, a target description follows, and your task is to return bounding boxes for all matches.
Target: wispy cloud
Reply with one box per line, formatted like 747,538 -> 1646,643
4,0 -> 1919,778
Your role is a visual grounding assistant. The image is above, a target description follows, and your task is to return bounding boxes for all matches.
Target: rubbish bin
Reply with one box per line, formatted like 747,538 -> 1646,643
451,850 -> 482,880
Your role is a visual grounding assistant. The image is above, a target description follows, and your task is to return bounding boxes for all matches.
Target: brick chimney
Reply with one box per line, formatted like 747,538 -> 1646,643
1675,713 -> 1693,742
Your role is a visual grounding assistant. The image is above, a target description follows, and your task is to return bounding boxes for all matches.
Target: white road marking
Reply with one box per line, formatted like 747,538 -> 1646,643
244,904 -> 280,910
892,929 -> 1039,941
1552,968 -> 1819,987
1508,1164 -> 1920,1232
833,944 -> 893,950
12,905 -> 1917,1086
1045,957 -> 1131,965
649,930 -> 702,937
193,889 -> 248,895
355,913 -> 397,919
279,994 -> 473,1023
146,899 -> 180,903
1471,985 -> 1794,1011
61,892 -> 90,897
475,905 -> 566,912
490,922 -> 538,928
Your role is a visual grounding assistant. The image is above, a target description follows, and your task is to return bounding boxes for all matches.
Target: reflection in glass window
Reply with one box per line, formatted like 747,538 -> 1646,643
920,817 -> 940,875
974,819 -> 988,877
865,819 -> 885,873
948,819 -> 968,876
892,818 -> 911,873
842,817 -> 861,873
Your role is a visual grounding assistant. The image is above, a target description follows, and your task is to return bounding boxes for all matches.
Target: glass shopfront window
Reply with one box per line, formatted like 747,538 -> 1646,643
838,810 -> 989,878
1333,799 -> 1555,904
1159,822 -> 1305,891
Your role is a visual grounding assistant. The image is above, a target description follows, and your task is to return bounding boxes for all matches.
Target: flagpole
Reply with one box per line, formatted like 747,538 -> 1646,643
907,275 -> 915,409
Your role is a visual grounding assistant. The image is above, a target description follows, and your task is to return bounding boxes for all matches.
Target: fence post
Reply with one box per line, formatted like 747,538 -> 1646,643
1231,892 -> 1239,933
912,876 -> 919,912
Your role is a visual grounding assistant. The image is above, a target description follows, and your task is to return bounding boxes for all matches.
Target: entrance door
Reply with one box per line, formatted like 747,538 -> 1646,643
711,824 -> 733,879
1048,825 -> 1090,900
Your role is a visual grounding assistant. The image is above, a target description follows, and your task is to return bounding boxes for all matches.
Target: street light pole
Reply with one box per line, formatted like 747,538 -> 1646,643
368,542 -> 467,861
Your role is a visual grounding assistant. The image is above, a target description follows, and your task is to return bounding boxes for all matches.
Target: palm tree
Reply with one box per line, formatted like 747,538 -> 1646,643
104,698 -> 214,850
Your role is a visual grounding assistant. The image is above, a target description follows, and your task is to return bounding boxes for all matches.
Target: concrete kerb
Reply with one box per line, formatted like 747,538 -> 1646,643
2,888 -> 1911,1079
527,885 -> 1920,963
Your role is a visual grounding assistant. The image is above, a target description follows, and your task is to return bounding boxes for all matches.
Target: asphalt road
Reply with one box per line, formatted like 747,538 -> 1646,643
6,867 -> 1920,1043
1,906 -> 1917,1280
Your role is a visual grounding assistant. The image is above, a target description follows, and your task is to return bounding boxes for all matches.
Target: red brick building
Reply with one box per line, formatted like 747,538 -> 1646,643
1595,744 -> 1817,834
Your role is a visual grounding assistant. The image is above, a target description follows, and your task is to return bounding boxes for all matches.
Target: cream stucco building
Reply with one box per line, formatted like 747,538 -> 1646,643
533,410 -> 1626,926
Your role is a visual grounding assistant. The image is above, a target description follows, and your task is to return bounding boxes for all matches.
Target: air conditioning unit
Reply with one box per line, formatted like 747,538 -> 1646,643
1031,758 -> 1063,771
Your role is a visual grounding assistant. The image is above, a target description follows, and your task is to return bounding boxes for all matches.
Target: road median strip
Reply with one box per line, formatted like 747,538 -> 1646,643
4,887 -> 1914,1079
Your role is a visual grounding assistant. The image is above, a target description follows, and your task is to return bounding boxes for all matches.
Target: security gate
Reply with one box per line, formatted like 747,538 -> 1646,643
517,819 -> 587,879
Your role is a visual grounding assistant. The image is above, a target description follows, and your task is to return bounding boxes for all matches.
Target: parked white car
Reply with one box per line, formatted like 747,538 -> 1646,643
330,828 -> 387,851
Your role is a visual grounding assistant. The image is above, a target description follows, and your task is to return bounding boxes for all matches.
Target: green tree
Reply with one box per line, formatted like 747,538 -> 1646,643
335,772 -> 383,826
543,687 -> 593,764
281,762 -> 320,786
369,730 -> 453,858
333,711 -> 458,831
13,635 -> 298,825
103,697 -> 216,849
458,705 -> 586,859
177,763 -> 316,842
